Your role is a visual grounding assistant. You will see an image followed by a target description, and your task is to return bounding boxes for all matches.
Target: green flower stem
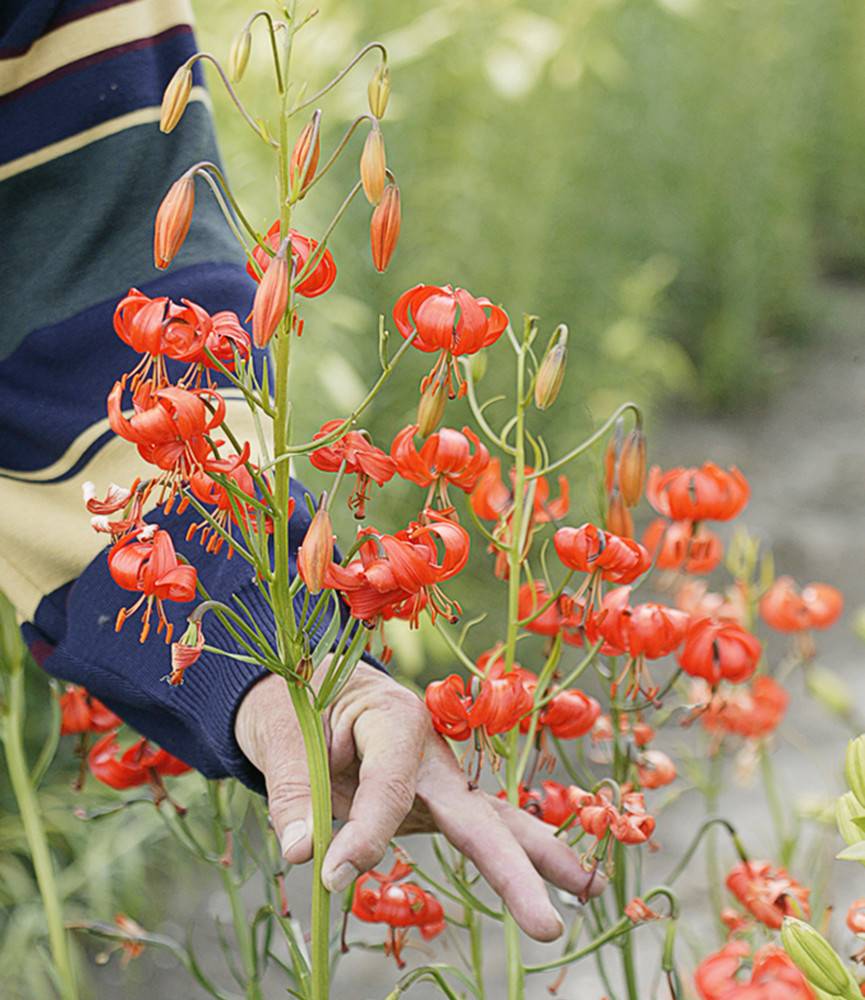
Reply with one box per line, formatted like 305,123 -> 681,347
290,42 -> 387,118
501,318 -> 537,1000
529,401 -> 641,480
611,705 -> 639,1000
3,667 -> 78,1000
525,916 -> 632,974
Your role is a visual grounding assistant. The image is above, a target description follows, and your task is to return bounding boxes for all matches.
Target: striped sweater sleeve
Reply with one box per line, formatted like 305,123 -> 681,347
0,0 -> 336,792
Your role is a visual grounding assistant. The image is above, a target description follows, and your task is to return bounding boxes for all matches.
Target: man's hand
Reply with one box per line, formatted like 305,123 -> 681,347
235,659 -> 604,942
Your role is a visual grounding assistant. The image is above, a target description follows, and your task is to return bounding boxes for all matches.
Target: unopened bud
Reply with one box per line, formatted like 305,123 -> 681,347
846,736 -> 865,809
298,507 -> 334,595
837,791 -> 865,847
417,380 -> 446,437
229,30 -> 252,82
471,351 -> 488,384
252,240 -> 289,348
619,428 -> 646,507
368,62 -> 391,119
534,329 -> 568,410
604,420 -> 623,495
607,490 -> 634,538
807,665 -> 853,719
781,917 -> 863,999
370,181 -> 401,273
160,64 -> 193,133
360,124 -> 386,205
153,174 -> 195,270
289,112 -> 321,195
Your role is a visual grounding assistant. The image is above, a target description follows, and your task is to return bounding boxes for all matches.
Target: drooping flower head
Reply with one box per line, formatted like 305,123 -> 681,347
59,685 -> 122,735
425,669 -> 532,742
636,749 -> 677,789
678,617 -> 762,686
390,424 -> 490,508
89,730 -> 191,789
309,419 -> 395,518
725,859 -> 810,929
647,463 -> 749,522
113,289 -> 250,392
643,518 -> 723,575
554,524 -> 651,586
187,443 -> 270,555
247,222 -> 337,298
323,512 -> 469,627
472,459 -> 569,577
499,781 -> 586,830
697,675 -> 788,740
351,861 -> 445,968
108,528 -> 198,643
393,284 -> 509,398
695,940 -> 815,1000
760,576 -> 843,632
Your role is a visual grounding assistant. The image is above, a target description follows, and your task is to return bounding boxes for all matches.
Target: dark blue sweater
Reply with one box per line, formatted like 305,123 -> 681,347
0,0 -> 334,793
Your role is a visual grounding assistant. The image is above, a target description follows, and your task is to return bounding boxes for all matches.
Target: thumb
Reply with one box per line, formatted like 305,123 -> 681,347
234,674 -> 315,864
263,743 -> 315,864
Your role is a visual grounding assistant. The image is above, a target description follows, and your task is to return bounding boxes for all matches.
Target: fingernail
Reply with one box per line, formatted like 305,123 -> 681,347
323,861 -> 359,893
280,820 -> 307,857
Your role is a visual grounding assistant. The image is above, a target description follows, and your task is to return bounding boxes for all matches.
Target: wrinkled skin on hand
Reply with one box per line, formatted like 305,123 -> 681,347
235,660 -> 605,942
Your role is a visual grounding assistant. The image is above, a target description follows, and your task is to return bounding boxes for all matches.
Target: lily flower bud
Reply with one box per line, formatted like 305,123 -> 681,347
298,507 -> 334,595
607,490 -> 634,538
168,620 -> 204,686
370,181 -> 401,272
360,124 -> 386,205
619,428 -> 646,507
160,64 -> 193,133
368,62 -> 391,119
846,736 -> 865,809
252,239 -> 289,348
289,112 -> 321,195
417,380 -> 446,437
153,174 -> 195,270
229,30 -> 252,83
780,917 -> 863,999
470,351 -> 488,384
534,325 -> 568,410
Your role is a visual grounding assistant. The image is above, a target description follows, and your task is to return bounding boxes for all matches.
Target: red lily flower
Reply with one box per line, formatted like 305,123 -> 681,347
88,730 -> 191,789
611,791 -> 655,844
697,675 -> 788,740
535,687 -> 602,739
424,669 -> 532,742
595,586 -> 689,660
678,617 -> 762,686
247,222 -> 336,298
393,284 -> 509,398
725,860 -> 810,929
647,463 -> 750,522
167,620 -> 205,687
310,419 -> 396,518
636,749 -> 676,789
675,579 -> 747,626
517,581 -> 595,643
113,290 -> 249,390
472,460 -> 569,578
554,524 -> 650,585
390,424 -> 490,506
187,444 -> 269,555
471,459 -> 569,523
325,512 -> 469,626
591,714 -> 654,748
351,862 -> 445,968
59,685 -> 122,735
108,528 -> 198,643
501,781 -> 587,830
695,941 -> 815,1000
848,899 -> 865,935
759,576 -> 843,632
642,518 -> 723,575
108,381 -> 224,488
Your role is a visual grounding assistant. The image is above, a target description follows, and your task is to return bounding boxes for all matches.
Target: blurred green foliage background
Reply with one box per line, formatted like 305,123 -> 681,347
192,0 -> 865,673
196,0 -> 865,416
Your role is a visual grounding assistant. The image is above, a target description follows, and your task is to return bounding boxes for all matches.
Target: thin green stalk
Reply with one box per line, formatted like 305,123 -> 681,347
611,704 -> 639,1000
220,865 -> 262,999
467,905 -> 485,1000
3,668 -> 78,1000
